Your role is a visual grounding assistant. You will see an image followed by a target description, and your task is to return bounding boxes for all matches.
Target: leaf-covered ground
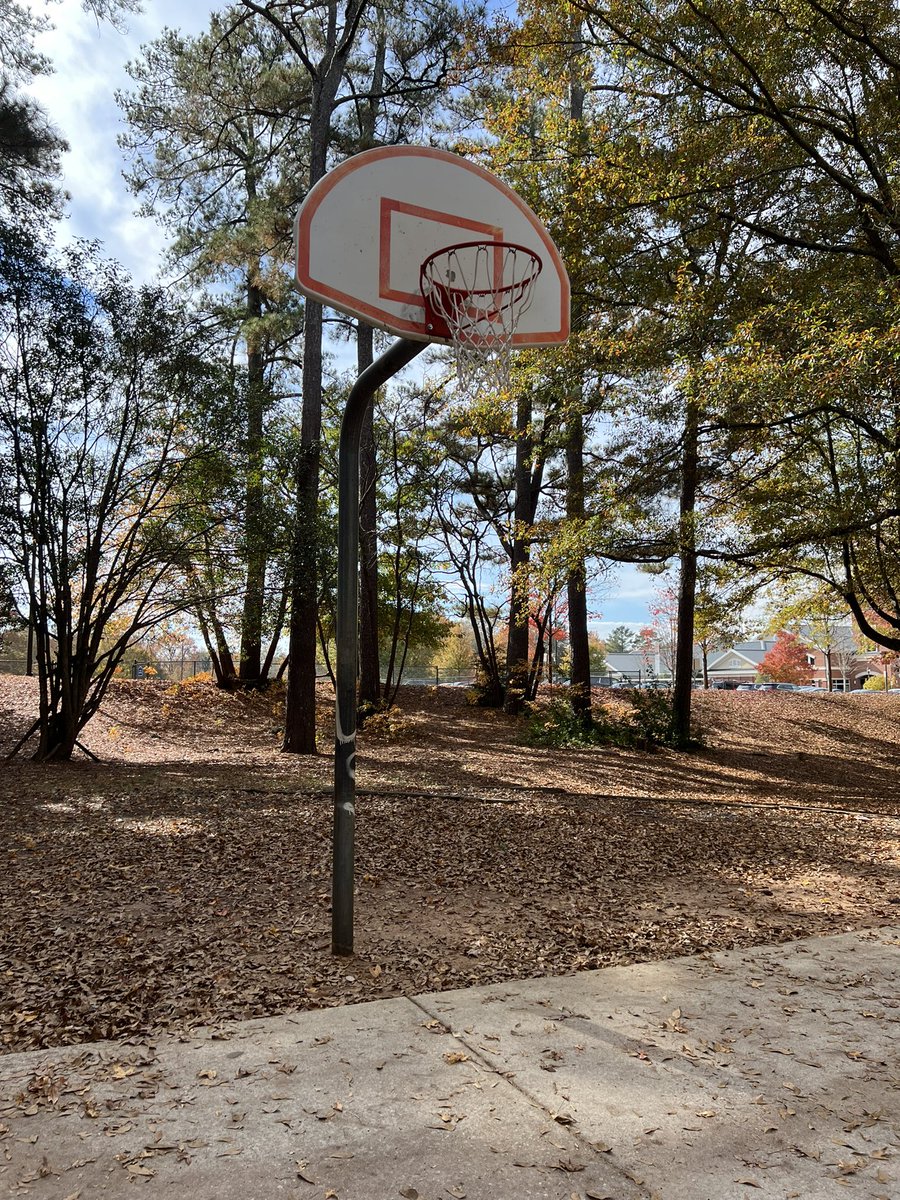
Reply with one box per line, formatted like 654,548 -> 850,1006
1,677 -> 898,1054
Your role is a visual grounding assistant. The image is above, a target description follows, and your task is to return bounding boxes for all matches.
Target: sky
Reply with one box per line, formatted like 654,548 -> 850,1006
25,0 -> 660,637
26,0 -> 216,275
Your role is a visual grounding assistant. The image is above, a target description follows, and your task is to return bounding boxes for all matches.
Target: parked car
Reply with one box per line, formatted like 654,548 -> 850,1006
755,682 -> 778,691
775,683 -> 800,691
735,683 -> 756,691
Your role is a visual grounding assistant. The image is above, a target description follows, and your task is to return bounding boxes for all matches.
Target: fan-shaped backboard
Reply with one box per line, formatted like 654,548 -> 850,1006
295,145 -> 569,347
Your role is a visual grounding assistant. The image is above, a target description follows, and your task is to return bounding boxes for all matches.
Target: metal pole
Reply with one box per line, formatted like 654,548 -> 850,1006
333,336 -> 425,956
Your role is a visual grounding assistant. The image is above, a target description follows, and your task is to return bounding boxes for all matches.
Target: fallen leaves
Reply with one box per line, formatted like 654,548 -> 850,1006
0,680 -> 898,1053
126,1163 -> 156,1179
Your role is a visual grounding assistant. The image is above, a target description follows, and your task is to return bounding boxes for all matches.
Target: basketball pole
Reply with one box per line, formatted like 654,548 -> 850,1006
333,335 -> 426,956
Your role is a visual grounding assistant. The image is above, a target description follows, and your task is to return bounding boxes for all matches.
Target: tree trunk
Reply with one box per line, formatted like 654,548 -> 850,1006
239,276 -> 268,687
564,41 -> 590,719
260,582 -> 289,681
504,392 -> 533,715
565,411 -> 591,720
33,706 -> 78,762
670,398 -> 699,748
282,52 -> 359,753
357,321 -> 381,707
283,294 -> 324,753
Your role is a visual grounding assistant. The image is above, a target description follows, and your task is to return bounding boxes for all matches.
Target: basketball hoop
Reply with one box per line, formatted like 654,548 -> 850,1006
420,241 -> 543,395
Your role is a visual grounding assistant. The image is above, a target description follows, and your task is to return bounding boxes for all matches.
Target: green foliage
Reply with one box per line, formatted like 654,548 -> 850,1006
523,698 -> 607,747
604,625 -> 640,653
0,0 -> 66,225
588,634 -> 608,674
431,621 -> 477,674
562,632 -> 607,679
523,690 -> 700,751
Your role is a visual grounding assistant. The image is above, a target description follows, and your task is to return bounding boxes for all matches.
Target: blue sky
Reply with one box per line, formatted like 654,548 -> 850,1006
27,0 -> 660,638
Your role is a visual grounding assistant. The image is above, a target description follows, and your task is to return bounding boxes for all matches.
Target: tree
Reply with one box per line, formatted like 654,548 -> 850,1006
648,583 -> 678,678
0,0 -> 65,227
1,0 -> 140,228
373,387 -> 446,702
432,461 -> 508,706
604,624 -> 640,654
119,9 -> 306,689
0,236 -> 221,760
694,567 -> 754,687
239,0 -> 462,749
320,374 -> 448,704
332,2 -> 463,708
431,621 -> 477,677
505,4 -> 771,742
587,633 -> 607,675
582,0 -> 900,276
759,632 -> 814,685
577,0 -> 900,659
636,625 -> 657,679
698,291 -> 900,656
476,5 -> 610,720
765,581 -> 852,691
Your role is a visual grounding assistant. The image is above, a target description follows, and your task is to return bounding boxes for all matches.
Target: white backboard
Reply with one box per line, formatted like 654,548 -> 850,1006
295,146 -> 569,347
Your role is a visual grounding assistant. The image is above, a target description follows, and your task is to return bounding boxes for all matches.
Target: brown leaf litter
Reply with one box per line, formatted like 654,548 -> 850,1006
0,677 -> 898,1053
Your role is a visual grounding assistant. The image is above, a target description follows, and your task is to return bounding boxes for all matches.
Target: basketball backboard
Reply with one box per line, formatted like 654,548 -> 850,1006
294,145 -> 569,347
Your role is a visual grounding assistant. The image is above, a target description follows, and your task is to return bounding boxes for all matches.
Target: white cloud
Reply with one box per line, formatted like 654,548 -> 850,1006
25,1 -> 215,281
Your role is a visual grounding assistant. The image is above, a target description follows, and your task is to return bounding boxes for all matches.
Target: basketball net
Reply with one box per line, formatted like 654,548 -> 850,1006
420,241 -> 542,397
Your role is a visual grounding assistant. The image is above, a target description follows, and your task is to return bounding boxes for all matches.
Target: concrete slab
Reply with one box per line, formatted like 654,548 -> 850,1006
417,927 -> 900,1200
0,996 -> 646,1200
1,928 -> 897,1199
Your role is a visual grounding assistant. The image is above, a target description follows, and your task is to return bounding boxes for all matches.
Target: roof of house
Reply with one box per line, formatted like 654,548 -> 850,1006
707,641 -> 775,670
605,653 -> 645,675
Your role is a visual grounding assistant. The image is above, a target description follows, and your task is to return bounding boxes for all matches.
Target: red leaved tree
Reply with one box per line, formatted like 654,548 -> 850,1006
759,632 -> 813,685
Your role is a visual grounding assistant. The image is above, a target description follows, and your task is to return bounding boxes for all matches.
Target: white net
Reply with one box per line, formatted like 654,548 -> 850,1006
420,241 -> 542,396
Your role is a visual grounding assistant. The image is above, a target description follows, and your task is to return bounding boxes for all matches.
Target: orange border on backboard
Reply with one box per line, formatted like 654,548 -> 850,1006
295,145 -> 570,346
379,199 -> 501,308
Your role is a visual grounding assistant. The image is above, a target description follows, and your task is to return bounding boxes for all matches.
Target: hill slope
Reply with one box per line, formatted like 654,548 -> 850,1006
1,678 -> 897,1052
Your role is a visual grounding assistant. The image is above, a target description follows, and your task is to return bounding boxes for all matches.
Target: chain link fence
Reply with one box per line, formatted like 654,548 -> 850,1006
0,658 -> 476,687
0,657 -> 215,681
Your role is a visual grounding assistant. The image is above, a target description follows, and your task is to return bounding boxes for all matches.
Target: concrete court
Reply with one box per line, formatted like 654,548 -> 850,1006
0,926 -> 897,1200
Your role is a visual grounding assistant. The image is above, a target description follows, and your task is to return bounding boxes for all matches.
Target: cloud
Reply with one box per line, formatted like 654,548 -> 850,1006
25,1 -> 215,282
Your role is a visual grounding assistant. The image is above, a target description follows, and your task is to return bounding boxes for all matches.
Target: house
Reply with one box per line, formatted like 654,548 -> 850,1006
705,632 -> 878,690
595,626 -> 882,690
705,640 -> 776,686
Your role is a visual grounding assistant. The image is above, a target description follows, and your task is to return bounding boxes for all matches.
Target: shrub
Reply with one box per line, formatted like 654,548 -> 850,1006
465,667 -> 505,708
358,704 -> 417,741
163,672 -> 215,697
522,699 -> 610,748
523,692 -> 701,751
625,689 -> 682,748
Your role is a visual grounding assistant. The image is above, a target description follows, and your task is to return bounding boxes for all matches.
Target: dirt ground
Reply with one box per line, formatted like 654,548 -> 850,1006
1,676 -> 898,1055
